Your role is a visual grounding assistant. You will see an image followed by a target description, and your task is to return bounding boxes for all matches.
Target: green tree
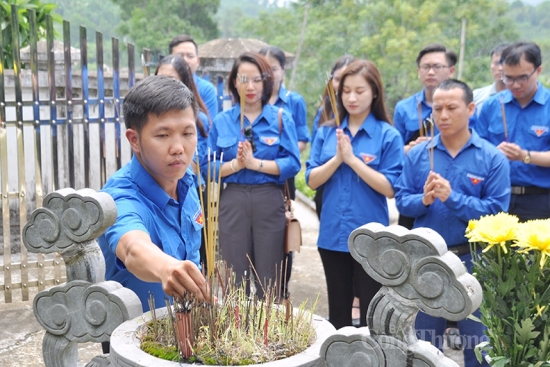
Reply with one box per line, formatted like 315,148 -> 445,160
1,0 -> 62,68
238,0 -> 519,121
49,0 -> 122,71
111,0 -> 220,54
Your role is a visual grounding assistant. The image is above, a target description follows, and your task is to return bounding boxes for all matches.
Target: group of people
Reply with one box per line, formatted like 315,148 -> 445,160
97,34 -> 550,367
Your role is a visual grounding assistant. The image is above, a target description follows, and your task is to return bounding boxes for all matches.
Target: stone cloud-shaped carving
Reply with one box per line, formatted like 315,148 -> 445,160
348,223 -> 481,321
22,188 -> 117,253
34,280 -> 142,342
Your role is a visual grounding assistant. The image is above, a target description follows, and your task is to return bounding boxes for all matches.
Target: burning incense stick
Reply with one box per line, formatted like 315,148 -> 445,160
326,80 -> 340,127
499,95 -> 509,142
239,75 -> 246,132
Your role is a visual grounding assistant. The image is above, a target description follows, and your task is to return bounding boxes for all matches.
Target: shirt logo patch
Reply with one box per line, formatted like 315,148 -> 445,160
261,136 -> 279,146
193,208 -> 204,226
467,173 -> 485,185
360,153 -> 376,164
531,125 -> 548,137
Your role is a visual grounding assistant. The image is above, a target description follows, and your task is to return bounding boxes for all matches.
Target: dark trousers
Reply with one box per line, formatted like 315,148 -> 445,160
219,184 -> 285,299
318,248 -> 381,330
509,192 -> 550,222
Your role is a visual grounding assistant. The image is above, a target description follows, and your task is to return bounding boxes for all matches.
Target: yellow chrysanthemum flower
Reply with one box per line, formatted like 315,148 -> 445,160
513,219 -> 550,269
465,213 -> 519,254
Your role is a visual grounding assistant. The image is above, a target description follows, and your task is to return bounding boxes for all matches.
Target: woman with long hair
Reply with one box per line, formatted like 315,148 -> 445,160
207,52 -> 301,298
306,60 -> 404,329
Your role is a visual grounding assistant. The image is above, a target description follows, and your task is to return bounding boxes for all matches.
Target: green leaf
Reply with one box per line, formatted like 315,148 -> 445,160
492,356 -> 511,367
515,318 -> 540,345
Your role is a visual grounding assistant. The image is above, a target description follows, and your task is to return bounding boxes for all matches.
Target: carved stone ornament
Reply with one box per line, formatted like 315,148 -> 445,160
318,222 -> 482,367
22,188 -> 142,367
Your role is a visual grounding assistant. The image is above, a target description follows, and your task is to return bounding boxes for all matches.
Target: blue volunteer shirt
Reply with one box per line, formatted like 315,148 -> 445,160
394,89 -> 477,144
207,103 -> 301,184
306,114 -> 404,252
195,110 -> 210,187
394,90 -> 438,144
98,155 -> 203,311
395,130 -> 510,247
194,74 -> 218,118
477,82 -> 550,189
274,86 -> 311,143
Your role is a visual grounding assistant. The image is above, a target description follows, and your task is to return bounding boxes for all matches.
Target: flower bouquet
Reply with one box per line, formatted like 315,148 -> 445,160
466,212 -> 550,367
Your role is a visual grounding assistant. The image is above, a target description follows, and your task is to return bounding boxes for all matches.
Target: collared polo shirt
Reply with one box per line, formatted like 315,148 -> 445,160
395,130 -> 510,247
98,155 -> 203,311
306,114 -> 404,252
207,103 -> 301,185
477,82 -> 550,188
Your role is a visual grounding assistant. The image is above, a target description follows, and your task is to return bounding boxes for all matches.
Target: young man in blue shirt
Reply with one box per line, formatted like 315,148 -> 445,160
477,41 -> 550,221
99,76 -> 210,313
395,79 -> 510,367
169,34 -> 218,118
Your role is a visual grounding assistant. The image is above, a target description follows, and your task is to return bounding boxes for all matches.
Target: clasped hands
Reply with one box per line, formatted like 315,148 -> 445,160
231,140 -> 260,172
422,171 -> 452,206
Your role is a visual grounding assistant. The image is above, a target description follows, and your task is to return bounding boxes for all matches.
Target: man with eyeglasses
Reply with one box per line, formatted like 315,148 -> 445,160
393,44 -> 457,231
394,44 -> 457,155
472,43 -> 509,115
477,41 -> 550,221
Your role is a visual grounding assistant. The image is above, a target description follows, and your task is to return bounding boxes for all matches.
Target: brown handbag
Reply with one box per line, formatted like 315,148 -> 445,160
284,183 -> 302,254
277,107 -> 302,254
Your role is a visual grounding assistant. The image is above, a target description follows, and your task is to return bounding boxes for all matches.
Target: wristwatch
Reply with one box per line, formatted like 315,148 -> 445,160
523,151 -> 531,164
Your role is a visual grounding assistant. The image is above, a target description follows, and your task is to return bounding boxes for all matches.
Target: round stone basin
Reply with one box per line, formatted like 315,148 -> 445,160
109,306 -> 336,367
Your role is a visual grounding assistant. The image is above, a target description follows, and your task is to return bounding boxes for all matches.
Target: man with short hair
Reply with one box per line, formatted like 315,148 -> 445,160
473,43 -> 509,114
394,43 -> 457,154
477,41 -> 550,221
393,44 -> 457,231
99,76 -> 210,312
395,79 -> 510,367
169,34 -> 218,117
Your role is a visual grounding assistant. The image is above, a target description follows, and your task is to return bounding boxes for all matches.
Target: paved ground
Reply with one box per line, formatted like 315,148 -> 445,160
0,198 -> 464,366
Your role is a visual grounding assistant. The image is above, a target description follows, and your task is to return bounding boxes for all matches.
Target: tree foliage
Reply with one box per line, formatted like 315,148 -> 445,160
111,0 -> 220,54
1,0 -> 62,68
235,0 -> 520,121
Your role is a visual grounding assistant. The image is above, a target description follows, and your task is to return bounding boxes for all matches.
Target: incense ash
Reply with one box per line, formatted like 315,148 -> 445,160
138,262 -> 318,365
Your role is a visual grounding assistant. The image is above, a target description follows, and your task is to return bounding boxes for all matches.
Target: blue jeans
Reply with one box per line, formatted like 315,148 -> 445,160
415,252 -> 489,367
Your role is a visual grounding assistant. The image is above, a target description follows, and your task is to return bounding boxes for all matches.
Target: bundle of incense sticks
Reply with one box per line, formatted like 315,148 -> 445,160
196,149 -> 223,277
239,75 -> 246,132
499,95 -> 509,142
173,292 -> 195,359
426,118 -> 435,171
326,77 -> 340,127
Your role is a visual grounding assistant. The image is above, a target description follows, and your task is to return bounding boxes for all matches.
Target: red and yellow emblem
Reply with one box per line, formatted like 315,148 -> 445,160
360,153 -> 376,164
261,136 -> 278,146
467,173 -> 484,186
531,125 -> 548,137
193,209 -> 204,226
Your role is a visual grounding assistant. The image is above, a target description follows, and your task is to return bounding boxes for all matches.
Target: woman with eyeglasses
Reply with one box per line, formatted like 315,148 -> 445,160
206,52 -> 301,298
306,60 -> 404,329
